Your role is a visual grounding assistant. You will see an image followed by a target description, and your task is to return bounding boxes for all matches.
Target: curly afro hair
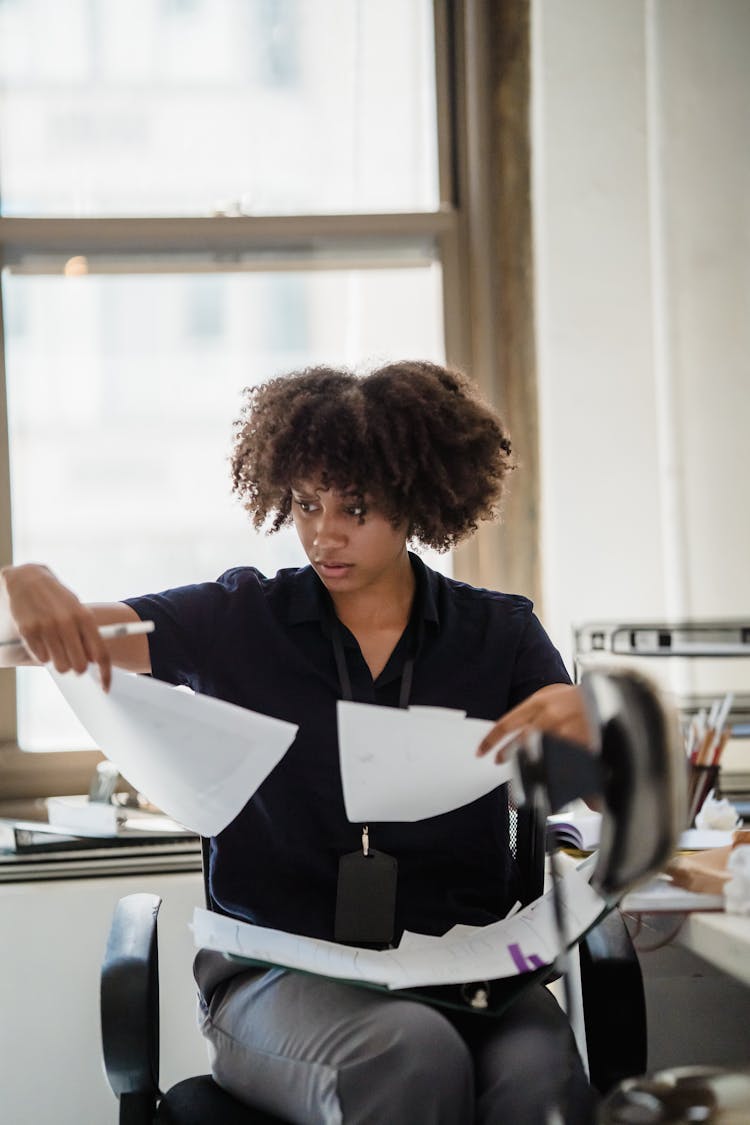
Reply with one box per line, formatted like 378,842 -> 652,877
230,360 -> 513,551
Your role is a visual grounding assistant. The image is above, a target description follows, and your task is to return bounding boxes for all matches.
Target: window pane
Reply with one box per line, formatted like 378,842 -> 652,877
0,0 -> 438,217
3,262 -> 447,749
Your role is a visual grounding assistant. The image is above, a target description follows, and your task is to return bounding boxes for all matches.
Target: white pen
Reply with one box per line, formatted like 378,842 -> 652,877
97,620 -> 155,640
0,620 -> 154,647
713,691 -> 734,737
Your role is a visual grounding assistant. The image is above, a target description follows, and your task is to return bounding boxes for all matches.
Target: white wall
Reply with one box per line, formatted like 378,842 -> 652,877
533,0 -> 750,690
0,872 -> 207,1125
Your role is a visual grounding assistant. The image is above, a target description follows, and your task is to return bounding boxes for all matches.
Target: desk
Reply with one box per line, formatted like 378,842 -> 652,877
621,877 -> 750,990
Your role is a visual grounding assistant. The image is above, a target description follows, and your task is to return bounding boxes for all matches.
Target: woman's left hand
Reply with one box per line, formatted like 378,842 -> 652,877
476,683 -> 597,764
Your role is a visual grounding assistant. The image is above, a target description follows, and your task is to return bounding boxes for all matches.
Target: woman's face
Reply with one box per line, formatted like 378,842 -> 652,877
290,480 -> 409,595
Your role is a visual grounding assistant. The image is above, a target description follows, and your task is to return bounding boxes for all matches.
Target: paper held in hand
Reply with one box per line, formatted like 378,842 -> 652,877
50,667 -> 298,837
192,861 -> 607,989
337,701 -> 517,822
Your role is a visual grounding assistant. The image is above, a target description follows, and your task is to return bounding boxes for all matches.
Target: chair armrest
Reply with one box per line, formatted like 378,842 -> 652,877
579,908 -> 647,1094
101,892 -> 162,1101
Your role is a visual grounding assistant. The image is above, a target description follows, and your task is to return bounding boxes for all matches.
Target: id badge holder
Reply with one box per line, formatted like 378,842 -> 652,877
334,826 -> 398,946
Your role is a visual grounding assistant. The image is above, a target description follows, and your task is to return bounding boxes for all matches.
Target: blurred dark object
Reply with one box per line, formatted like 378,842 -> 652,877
513,668 -> 686,900
599,1065 -> 750,1123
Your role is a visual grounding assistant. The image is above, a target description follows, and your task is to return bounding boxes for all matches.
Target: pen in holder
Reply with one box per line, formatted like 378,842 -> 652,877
684,694 -> 733,828
687,763 -> 720,827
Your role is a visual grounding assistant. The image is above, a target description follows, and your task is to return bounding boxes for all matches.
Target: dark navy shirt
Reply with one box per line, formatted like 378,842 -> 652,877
124,553 -> 570,941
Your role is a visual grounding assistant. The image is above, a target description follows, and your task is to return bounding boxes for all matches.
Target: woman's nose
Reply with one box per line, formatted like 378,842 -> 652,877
312,511 -> 346,548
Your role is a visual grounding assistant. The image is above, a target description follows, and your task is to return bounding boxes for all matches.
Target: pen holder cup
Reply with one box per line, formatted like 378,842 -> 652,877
687,764 -> 720,826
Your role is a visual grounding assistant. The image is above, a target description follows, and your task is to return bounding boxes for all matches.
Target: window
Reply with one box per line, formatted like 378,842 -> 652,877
0,0 -> 483,784
6,262 -> 445,750
0,0 -> 438,217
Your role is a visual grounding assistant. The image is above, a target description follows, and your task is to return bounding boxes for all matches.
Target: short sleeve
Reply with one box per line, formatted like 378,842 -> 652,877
508,612 -> 571,708
123,581 -> 226,688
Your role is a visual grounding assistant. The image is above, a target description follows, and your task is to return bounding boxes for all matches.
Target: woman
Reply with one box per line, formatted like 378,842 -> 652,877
1,361 -> 596,1123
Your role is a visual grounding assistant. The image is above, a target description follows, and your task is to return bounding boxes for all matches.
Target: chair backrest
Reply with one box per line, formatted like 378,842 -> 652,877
509,798 -> 547,905
200,791 -> 546,915
200,835 -> 213,909
101,892 -> 162,1114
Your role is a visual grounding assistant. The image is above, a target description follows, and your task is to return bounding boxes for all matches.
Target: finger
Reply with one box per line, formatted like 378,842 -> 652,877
43,631 -> 75,675
477,722 -> 505,757
20,630 -> 51,668
493,729 -> 527,764
477,709 -> 532,756
489,714 -> 587,763
43,610 -> 97,677
61,625 -> 91,676
97,649 -> 112,693
81,630 -> 112,693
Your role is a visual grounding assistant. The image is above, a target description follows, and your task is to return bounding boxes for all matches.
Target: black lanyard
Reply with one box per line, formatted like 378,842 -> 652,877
328,597 -> 419,947
327,606 -> 418,710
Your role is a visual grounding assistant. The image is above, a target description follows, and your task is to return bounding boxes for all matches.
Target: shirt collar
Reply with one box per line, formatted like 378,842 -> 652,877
286,565 -> 328,627
410,551 -> 440,628
286,552 -> 440,630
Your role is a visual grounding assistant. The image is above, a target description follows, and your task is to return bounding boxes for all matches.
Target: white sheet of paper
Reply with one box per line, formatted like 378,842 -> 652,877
337,700 -> 516,821
396,923 -> 483,952
50,667 -> 298,837
192,864 -> 606,989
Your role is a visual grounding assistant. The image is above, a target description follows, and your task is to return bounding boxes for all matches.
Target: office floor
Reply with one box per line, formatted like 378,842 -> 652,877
640,941 -> 750,1071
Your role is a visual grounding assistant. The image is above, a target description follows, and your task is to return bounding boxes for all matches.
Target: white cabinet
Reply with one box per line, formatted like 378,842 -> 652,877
0,871 -> 206,1125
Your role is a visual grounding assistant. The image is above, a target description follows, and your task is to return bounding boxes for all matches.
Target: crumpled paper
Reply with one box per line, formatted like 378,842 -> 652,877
724,845 -> 750,915
694,790 -> 742,831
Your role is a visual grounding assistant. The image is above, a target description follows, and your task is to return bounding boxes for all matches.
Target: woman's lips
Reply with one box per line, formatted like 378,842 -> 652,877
317,561 -> 353,577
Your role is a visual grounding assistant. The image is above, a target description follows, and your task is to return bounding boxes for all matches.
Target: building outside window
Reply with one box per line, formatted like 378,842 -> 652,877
0,0 -> 467,770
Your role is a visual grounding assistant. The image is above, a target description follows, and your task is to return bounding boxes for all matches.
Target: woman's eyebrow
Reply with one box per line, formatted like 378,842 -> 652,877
291,485 -> 363,502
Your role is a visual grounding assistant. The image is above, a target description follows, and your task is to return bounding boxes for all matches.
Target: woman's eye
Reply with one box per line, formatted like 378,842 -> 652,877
346,506 -> 365,518
294,499 -> 316,513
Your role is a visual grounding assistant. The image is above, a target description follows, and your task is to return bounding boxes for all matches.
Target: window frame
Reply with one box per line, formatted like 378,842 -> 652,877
0,0 -> 539,800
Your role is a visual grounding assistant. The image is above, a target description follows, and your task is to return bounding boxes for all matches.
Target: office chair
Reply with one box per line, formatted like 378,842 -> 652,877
101,807 -> 647,1124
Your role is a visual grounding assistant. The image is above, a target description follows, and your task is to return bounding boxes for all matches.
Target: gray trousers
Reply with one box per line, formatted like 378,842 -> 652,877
195,950 -> 597,1125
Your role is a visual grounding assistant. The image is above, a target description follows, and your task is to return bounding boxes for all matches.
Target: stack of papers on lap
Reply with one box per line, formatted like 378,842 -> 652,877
192,864 -> 607,988
337,701 -> 516,821
50,668 -> 298,837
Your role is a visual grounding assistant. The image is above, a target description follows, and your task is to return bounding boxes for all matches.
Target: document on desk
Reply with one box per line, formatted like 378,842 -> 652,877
547,813 -> 735,854
620,876 -> 725,913
192,863 -> 607,988
337,701 -> 516,821
50,667 -> 298,837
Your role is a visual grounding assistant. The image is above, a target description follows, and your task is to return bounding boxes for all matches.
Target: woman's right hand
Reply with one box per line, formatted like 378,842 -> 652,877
0,563 -> 113,689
